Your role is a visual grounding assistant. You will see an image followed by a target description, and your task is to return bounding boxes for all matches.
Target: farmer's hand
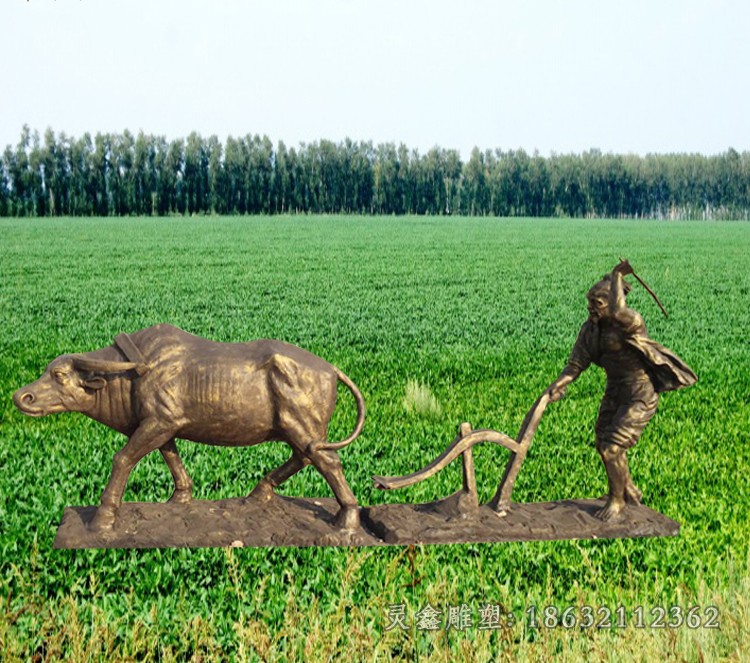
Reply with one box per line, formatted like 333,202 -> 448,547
546,380 -> 567,402
614,258 -> 634,276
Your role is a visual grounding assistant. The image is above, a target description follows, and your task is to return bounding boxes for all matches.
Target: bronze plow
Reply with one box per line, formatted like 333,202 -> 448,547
373,393 -> 551,515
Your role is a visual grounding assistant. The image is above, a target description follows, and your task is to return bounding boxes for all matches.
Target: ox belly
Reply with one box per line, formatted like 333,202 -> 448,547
174,364 -> 276,446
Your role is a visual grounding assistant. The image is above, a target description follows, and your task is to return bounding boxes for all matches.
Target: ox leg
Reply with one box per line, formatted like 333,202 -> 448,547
160,438 -> 194,504
306,447 -> 361,531
248,453 -> 307,502
274,375 -> 360,530
90,420 -> 174,532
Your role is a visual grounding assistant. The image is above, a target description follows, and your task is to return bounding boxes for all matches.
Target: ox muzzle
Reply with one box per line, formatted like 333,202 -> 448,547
13,386 -> 46,417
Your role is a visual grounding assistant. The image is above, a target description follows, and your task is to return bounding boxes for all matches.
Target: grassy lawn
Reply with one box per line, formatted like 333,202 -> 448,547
1,215 -> 748,660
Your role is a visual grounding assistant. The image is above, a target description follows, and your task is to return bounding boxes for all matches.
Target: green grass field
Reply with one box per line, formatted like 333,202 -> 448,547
1,216 -> 748,660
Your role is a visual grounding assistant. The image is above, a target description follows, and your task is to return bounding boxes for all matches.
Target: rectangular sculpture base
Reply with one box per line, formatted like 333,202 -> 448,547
53,494 -> 679,549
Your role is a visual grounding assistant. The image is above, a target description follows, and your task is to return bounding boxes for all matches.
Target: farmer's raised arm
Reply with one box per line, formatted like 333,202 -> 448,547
609,261 -> 644,333
608,261 -> 632,314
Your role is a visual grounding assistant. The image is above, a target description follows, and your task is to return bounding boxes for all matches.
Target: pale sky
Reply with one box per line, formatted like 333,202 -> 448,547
2,0 -> 748,158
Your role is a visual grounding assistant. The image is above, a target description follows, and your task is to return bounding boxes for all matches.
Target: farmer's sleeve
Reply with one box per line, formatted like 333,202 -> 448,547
561,322 -> 594,379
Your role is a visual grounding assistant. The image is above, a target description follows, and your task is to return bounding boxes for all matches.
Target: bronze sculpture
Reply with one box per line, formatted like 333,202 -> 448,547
545,260 -> 697,520
12,324 -> 366,534
12,260 -> 695,548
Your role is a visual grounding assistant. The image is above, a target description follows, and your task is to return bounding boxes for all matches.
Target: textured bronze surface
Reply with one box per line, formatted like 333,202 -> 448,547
53,494 -> 678,549
54,496 -> 382,549
15,260 -> 697,549
373,394 -> 551,516
546,260 -> 697,521
13,324 -> 366,534
372,259 -> 696,528
363,498 -> 679,546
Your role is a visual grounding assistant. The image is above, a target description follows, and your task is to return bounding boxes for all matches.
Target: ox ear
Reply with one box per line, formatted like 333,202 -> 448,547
73,356 -> 150,376
83,376 -> 107,390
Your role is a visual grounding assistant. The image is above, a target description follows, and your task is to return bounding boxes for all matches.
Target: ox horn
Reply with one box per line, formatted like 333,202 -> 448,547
73,356 -> 150,376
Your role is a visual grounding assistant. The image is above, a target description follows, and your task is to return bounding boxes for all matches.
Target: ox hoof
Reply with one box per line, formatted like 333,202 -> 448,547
89,505 -> 118,533
167,488 -> 193,505
247,481 -> 275,502
334,506 -> 361,532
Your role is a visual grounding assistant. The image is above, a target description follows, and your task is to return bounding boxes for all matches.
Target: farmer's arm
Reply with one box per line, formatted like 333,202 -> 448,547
610,261 -> 646,333
547,322 -> 593,401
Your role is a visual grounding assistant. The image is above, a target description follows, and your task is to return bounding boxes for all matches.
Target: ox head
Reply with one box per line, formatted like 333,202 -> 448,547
13,354 -> 145,418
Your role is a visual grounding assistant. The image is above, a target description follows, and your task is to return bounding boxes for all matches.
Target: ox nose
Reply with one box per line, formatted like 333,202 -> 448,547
12,390 -> 35,408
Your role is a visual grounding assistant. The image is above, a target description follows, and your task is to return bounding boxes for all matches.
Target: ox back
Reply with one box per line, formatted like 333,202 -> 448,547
129,325 -> 340,447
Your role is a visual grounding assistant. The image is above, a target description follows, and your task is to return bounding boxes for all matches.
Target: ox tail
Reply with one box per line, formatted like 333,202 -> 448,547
309,368 -> 366,452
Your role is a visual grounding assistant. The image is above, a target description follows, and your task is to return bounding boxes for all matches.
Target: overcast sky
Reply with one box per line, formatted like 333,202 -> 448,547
2,0 -> 748,158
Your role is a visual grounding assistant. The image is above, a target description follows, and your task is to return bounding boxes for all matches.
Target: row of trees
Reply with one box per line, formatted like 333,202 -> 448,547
2,127 -> 748,219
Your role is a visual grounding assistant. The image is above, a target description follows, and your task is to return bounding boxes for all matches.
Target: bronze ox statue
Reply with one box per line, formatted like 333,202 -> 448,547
12,324 -> 365,533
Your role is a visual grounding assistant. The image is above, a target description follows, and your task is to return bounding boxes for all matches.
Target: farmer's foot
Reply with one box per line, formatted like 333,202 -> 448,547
595,497 -> 626,521
624,482 -> 643,505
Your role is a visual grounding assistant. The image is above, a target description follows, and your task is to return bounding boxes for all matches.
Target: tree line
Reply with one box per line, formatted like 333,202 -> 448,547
1,126 -> 748,219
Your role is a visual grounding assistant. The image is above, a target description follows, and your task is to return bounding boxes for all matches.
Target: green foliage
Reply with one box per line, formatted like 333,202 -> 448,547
402,380 -> 443,419
0,216 -> 748,658
2,128 -> 750,218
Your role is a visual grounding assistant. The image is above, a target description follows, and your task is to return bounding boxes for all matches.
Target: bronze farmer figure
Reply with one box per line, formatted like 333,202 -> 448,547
546,261 -> 697,521
13,324 -> 365,533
